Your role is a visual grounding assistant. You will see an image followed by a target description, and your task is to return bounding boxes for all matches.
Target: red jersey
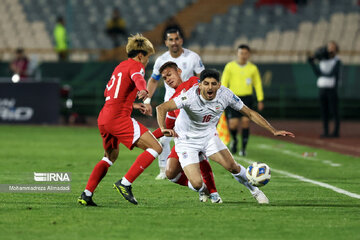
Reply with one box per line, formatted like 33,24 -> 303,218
98,58 -> 147,124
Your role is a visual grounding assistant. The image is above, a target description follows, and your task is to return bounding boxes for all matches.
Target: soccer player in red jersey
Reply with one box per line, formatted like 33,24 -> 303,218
78,34 -> 162,206
152,61 -> 222,203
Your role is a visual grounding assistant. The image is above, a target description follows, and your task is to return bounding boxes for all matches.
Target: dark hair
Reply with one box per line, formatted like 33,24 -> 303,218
127,50 -> 148,58
165,28 -> 183,40
238,44 -> 250,52
200,69 -> 220,82
159,61 -> 178,73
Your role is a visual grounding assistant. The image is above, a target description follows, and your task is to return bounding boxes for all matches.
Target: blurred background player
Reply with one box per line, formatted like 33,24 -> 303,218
221,44 -> 264,156
146,28 -> 205,180
105,8 -> 127,48
53,16 -> 68,61
308,41 -> 341,138
157,69 -> 294,204
78,34 -> 162,206
9,48 -> 29,81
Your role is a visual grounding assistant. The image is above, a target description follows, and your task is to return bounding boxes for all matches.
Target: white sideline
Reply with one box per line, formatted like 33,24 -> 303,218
257,144 -> 341,167
235,156 -> 360,200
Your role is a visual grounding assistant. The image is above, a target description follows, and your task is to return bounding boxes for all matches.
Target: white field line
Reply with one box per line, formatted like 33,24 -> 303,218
235,156 -> 360,200
257,144 -> 341,167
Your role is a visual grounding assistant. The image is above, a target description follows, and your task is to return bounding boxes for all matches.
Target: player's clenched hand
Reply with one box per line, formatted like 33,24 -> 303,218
161,128 -> 178,137
137,90 -> 148,101
273,130 -> 295,138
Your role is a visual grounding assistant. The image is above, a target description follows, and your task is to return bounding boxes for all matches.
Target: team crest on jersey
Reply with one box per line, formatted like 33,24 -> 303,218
140,68 -> 145,76
215,105 -> 221,111
182,152 -> 188,159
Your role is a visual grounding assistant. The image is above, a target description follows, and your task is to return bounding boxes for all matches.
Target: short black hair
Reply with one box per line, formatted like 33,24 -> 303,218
200,69 -> 220,82
127,50 -> 148,58
165,28 -> 183,40
238,44 -> 250,52
159,61 -> 178,74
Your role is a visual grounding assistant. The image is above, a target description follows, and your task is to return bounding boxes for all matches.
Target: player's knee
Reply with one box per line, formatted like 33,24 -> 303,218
165,165 -> 178,179
189,179 -> 203,190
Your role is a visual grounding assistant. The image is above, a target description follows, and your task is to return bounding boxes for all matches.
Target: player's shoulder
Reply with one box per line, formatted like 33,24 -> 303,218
224,60 -> 238,69
179,76 -> 199,90
182,48 -> 200,58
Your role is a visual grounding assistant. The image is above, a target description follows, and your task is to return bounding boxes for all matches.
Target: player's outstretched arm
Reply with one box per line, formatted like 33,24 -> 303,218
156,100 -> 178,137
239,105 -> 295,138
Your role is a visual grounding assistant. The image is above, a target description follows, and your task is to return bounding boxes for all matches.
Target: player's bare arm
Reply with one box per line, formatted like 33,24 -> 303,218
156,100 -> 178,137
239,105 -> 295,138
137,89 -> 148,101
146,77 -> 159,99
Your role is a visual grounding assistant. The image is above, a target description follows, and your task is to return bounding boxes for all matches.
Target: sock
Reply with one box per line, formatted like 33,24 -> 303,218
200,160 -> 217,194
169,171 -> 188,186
120,177 -> 132,186
230,129 -> 238,143
84,189 -> 92,197
242,128 -> 249,151
152,128 -> 163,139
232,164 -> 257,193
187,181 -> 198,192
198,182 -> 208,194
158,137 -> 171,169
123,148 -> 158,183
85,157 -> 112,193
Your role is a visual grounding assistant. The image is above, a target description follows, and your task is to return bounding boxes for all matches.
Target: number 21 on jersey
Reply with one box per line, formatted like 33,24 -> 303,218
105,72 -> 122,101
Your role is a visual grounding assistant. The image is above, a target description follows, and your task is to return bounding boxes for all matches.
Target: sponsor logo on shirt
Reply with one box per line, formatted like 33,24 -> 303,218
182,152 -> 188,159
181,96 -> 187,101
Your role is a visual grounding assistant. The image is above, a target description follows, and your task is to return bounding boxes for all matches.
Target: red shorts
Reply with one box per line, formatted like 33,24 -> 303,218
98,117 -> 148,150
167,146 -> 179,160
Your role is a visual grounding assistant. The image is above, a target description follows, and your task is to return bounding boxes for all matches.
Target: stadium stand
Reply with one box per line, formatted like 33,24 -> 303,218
187,0 -> 360,63
0,0 -> 358,63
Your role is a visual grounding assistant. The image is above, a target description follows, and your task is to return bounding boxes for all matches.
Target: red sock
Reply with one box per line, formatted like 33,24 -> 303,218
200,160 -> 217,193
152,128 -> 164,139
172,171 -> 189,186
124,150 -> 156,183
85,159 -> 111,193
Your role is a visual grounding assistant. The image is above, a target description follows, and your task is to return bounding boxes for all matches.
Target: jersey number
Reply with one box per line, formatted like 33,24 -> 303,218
106,72 -> 122,101
202,115 -> 212,122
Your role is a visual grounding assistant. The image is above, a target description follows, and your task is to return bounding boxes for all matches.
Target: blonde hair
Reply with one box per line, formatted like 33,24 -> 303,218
126,34 -> 155,56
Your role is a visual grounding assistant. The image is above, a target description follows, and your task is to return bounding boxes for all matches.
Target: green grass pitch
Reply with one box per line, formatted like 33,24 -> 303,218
0,125 -> 359,240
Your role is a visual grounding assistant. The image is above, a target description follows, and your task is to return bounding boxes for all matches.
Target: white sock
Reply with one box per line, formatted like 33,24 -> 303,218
84,189 -> 92,197
232,164 -> 258,193
158,136 -> 171,168
120,177 -> 132,186
198,182 -> 208,193
187,181 -> 198,192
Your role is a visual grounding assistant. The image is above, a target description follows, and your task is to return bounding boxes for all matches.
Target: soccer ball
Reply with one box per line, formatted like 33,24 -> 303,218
246,162 -> 271,187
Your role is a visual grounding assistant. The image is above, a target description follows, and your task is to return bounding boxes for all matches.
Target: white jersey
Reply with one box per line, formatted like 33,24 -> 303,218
173,85 -> 244,139
151,48 -> 204,101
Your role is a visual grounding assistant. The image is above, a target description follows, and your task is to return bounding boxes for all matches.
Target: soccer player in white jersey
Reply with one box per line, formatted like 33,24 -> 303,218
146,28 -> 205,180
156,69 -> 295,204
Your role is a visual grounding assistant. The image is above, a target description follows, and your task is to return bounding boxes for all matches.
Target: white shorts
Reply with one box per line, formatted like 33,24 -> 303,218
174,134 -> 227,168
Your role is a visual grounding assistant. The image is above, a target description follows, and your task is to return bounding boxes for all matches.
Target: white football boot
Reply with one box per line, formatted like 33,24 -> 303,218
155,167 -> 167,180
210,192 -> 223,203
199,191 -> 209,202
252,189 -> 269,204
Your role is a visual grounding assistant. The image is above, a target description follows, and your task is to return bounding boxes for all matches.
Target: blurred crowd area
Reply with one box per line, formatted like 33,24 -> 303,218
0,0 -> 359,64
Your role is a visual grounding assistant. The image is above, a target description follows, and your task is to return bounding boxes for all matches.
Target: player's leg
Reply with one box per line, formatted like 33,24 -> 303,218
240,116 -> 250,156
226,108 -> 240,154
166,147 -> 188,186
156,136 -> 172,180
78,126 -> 118,206
114,130 -> 162,205
198,152 -> 222,203
209,148 -> 268,204
182,163 -> 210,202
